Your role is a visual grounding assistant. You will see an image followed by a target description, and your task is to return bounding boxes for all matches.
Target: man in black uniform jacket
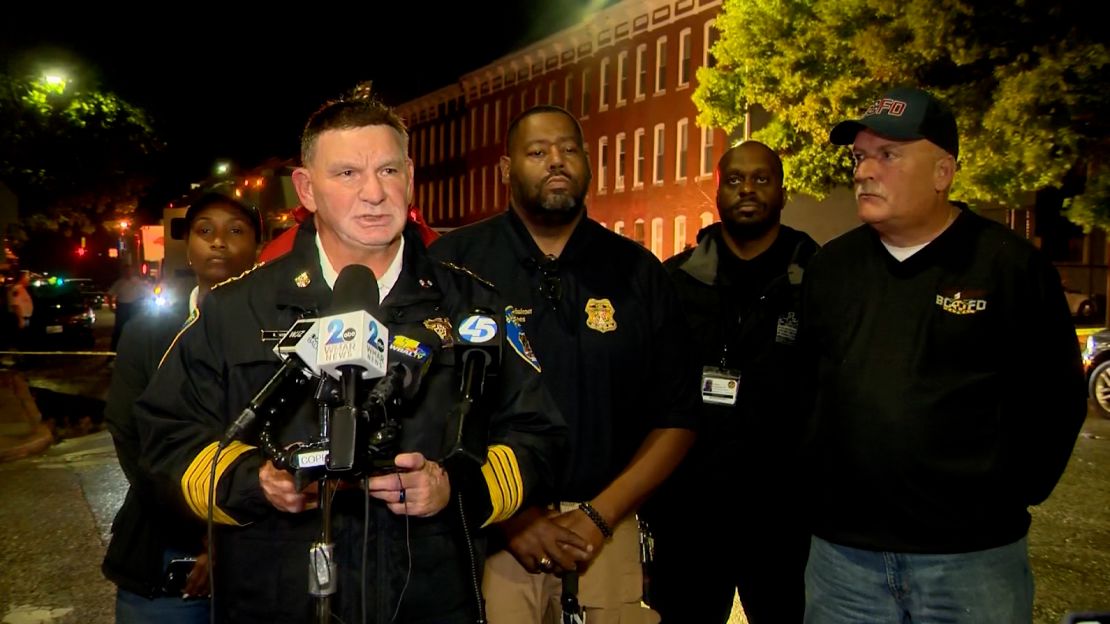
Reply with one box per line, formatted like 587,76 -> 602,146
133,96 -> 565,624
431,105 -> 699,623
803,87 -> 1086,623
647,141 -> 817,623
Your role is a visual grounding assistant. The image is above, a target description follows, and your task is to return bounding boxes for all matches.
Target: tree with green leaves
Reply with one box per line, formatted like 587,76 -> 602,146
695,0 -> 1108,229
0,72 -> 162,238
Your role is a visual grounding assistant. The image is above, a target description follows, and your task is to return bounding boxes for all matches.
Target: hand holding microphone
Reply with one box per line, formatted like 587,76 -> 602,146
365,452 -> 451,517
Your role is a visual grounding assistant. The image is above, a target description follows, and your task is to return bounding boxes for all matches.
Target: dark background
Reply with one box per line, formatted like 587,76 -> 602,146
0,3 -> 610,188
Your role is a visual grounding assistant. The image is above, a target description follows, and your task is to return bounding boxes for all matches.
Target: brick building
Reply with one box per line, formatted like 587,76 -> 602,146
397,0 -> 761,260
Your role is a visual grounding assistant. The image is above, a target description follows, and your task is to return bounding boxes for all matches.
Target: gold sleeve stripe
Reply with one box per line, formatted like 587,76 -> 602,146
480,444 -> 524,527
157,308 -> 201,369
181,441 -> 255,526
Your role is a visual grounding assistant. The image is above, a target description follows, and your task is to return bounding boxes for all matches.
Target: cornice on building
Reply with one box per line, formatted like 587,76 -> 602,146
397,0 -> 720,117
395,84 -> 464,126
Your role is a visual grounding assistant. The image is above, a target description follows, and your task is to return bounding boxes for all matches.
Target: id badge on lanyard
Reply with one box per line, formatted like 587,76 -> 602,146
701,366 -> 740,406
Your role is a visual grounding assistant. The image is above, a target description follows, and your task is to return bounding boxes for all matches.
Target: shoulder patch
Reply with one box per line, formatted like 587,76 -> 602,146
437,260 -> 497,292
505,306 -> 541,373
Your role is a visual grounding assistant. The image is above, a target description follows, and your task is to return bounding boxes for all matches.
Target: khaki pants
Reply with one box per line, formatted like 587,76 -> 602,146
483,505 -> 659,624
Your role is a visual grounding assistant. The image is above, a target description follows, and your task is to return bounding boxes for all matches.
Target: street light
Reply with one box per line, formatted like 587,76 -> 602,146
41,71 -> 69,94
215,161 -> 231,176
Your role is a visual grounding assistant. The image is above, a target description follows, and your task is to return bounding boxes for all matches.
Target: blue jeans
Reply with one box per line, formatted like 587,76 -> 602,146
804,535 -> 1033,624
116,589 -> 209,624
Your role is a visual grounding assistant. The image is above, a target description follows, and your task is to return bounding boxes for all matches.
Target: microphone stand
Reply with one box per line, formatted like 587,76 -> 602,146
441,353 -> 488,473
309,376 -> 339,624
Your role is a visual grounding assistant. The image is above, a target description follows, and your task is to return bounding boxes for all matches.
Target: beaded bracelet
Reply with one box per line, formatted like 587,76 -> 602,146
578,501 -> 614,539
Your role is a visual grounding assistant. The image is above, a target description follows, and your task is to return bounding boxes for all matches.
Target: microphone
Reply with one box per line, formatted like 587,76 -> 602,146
221,317 -> 324,447
316,265 -> 389,471
441,309 -> 502,470
367,328 -> 441,406
272,318 -> 323,375
316,265 -> 389,382
455,309 -> 502,398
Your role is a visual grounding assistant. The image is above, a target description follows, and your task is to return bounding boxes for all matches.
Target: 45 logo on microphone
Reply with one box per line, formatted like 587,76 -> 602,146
458,314 -> 497,343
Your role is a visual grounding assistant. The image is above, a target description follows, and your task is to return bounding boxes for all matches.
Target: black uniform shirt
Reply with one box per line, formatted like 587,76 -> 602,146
715,229 -> 801,364
432,209 -> 699,502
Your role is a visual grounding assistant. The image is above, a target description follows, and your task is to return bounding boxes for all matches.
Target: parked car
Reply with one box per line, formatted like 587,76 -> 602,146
1065,288 -> 1101,324
1082,328 -> 1110,417
67,277 -> 110,310
28,282 -> 96,349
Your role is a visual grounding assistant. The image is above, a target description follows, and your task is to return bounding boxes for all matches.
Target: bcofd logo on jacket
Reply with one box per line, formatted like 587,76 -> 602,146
935,289 -> 988,315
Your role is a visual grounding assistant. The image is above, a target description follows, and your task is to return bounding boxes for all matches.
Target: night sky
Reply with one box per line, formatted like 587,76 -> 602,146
1,2 -> 610,203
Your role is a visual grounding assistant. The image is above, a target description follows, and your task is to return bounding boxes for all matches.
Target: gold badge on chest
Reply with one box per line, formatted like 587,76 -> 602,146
584,298 -> 617,333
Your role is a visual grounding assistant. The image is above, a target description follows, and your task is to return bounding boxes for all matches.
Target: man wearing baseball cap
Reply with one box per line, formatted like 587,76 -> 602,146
801,87 -> 1086,623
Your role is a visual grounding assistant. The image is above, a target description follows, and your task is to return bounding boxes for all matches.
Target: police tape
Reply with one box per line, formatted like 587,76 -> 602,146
0,350 -> 115,356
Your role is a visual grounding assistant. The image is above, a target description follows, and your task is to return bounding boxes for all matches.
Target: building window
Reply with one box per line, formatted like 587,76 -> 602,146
449,120 -> 456,158
460,117 -> 467,155
520,90 -> 527,114
535,85 -> 542,107
457,175 -> 464,216
700,211 -> 714,229
634,219 -> 646,246
599,57 -> 610,111
564,74 -> 574,110
420,129 -> 427,164
615,132 -> 626,190
655,36 -> 667,94
617,51 -> 629,105
494,100 -> 502,143
674,215 -> 687,254
704,19 -> 719,69
469,169 -> 476,214
482,104 -> 489,146
700,126 -> 715,177
548,80 -> 556,104
679,27 -> 692,86
437,181 -> 444,221
439,122 -> 445,162
470,109 -> 478,150
676,118 -> 689,181
651,217 -> 664,258
418,183 -> 425,210
635,44 -> 648,100
653,123 -> 665,185
615,220 -> 625,237
581,68 -> 592,117
429,126 -> 437,164
634,128 -> 645,187
481,166 -> 488,210
598,137 -> 609,193
493,166 -> 501,207
448,176 -> 455,219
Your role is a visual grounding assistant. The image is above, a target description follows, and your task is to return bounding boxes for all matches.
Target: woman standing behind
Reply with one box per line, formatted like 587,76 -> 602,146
102,188 -> 261,623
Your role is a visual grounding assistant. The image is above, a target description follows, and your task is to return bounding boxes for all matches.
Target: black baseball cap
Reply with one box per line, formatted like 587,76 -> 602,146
171,181 -> 263,241
830,87 -> 959,159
